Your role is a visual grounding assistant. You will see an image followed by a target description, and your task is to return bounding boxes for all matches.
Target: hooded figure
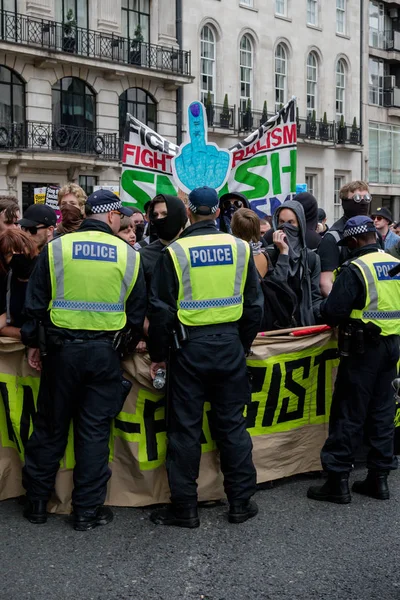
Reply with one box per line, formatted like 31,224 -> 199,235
267,200 -> 322,326
218,192 -> 251,233
139,194 -> 188,291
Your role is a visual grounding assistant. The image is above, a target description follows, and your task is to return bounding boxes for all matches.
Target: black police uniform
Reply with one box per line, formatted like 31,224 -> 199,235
308,244 -> 399,503
148,220 -> 264,525
21,219 -> 146,527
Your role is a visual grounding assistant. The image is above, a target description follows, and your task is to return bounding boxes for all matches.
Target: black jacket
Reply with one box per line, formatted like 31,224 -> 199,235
21,219 -> 147,345
147,220 -> 264,363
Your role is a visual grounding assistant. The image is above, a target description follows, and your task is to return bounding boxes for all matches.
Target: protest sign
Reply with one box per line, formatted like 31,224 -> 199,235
33,187 -> 46,205
120,99 -> 297,216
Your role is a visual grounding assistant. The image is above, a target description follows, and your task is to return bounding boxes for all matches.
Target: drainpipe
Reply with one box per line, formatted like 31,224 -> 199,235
176,0 -> 183,145
360,0 -> 364,177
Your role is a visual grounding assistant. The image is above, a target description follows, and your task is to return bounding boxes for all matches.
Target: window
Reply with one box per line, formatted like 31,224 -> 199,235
369,122 -> 400,185
240,35 -> 253,111
307,0 -> 318,25
0,66 -> 25,125
334,176 -> 344,221
275,44 -> 287,112
200,26 -> 216,105
368,57 -> 388,106
336,59 -> 346,119
369,1 -> 392,49
119,88 -> 157,138
240,0 -> 254,6
52,77 -> 96,130
275,0 -> 286,15
122,0 -> 150,44
1,0 -> 16,12
79,175 -> 98,196
55,0 -> 88,29
336,0 -> 346,34
305,174 -> 317,197
306,52 -> 318,117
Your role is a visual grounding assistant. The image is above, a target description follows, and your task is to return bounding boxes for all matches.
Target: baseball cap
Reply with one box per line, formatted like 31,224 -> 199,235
86,190 -> 132,217
317,208 -> 326,222
370,206 -> 393,224
19,204 -> 57,228
337,216 -> 376,245
188,187 -> 219,215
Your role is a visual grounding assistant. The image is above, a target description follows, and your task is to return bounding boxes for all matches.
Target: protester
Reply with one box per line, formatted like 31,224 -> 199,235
371,207 -> 398,251
317,208 -> 329,237
0,229 -> 37,340
218,191 -> 250,233
231,208 -> 269,278
393,221 -> 400,236
131,208 -> 145,243
0,196 -> 20,232
21,190 -> 147,531
308,216 -> 400,505
317,181 -> 373,297
56,183 -> 87,236
19,204 -> 56,252
260,218 -> 271,236
117,211 -> 136,247
267,200 -> 322,326
148,186 -> 263,528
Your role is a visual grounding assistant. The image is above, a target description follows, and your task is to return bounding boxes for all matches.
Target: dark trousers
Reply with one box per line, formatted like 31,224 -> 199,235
321,335 -> 399,473
166,331 -> 256,507
23,339 -> 123,513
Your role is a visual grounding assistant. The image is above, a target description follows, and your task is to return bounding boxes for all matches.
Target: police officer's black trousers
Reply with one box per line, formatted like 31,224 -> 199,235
321,335 -> 399,473
166,331 -> 256,507
23,339 -> 123,513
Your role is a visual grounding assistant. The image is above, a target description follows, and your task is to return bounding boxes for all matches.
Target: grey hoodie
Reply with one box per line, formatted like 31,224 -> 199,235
269,200 -> 323,326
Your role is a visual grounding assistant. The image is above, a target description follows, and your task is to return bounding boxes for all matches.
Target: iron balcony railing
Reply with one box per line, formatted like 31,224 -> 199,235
238,108 -> 271,132
205,103 -> 236,130
297,117 -> 336,143
0,10 -> 191,76
0,121 -> 120,160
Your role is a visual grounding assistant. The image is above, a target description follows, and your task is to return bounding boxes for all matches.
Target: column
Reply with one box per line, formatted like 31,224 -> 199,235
97,0 -> 120,32
158,0 -> 177,46
26,0 -> 54,17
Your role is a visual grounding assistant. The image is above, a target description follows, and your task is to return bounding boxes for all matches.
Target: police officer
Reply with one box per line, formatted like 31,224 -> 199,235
148,187 -> 264,528
21,190 -> 147,530
308,216 -> 400,504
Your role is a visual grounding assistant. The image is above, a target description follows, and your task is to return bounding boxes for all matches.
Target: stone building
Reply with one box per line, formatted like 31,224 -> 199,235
181,0 -> 363,222
0,0 -> 191,209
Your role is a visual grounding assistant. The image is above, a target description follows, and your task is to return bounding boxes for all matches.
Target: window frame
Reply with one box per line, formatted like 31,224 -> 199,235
335,59 -> 346,120
55,0 -> 89,30
307,0 -> 318,26
275,0 -> 286,16
119,87 -> 157,138
200,25 -> 216,105
0,65 -> 25,125
334,175 -> 344,221
306,52 -> 318,118
239,34 -> 253,112
368,56 -> 387,106
336,0 -> 346,34
305,173 -> 317,198
52,77 -> 96,131
274,43 -> 288,112
121,0 -> 150,44
239,0 -> 254,7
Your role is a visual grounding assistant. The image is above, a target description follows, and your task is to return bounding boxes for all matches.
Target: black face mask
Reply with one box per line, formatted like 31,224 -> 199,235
150,195 -> 187,242
135,222 -> 145,242
10,254 -> 35,280
342,199 -> 369,219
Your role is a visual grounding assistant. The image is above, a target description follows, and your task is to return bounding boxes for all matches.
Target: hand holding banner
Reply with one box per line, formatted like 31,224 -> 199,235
172,102 -> 232,194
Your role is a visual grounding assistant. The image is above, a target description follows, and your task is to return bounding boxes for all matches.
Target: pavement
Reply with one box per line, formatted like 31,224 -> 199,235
1,469 -> 400,600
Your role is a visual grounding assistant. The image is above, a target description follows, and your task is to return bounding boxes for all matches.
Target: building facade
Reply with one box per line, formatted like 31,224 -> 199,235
181,0 -> 363,222
364,0 -> 400,220
0,0 -> 192,210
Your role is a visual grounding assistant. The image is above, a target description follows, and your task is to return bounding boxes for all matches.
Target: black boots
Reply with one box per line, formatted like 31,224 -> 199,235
73,506 -> 114,531
23,498 -> 48,524
228,500 -> 258,524
150,505 -> 200,528
307,472 -> 351,504
352,470 -> 390,500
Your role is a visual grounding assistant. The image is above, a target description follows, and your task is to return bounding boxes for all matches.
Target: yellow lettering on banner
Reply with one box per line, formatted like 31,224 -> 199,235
0,374 -> 40,456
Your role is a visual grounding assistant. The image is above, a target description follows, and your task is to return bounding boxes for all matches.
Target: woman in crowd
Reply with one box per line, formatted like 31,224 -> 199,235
56,183 -> 86,235
231,208 -> 269,278
0,229 -> 37,340
268,200 -> 322,326
117,213 -> 136,247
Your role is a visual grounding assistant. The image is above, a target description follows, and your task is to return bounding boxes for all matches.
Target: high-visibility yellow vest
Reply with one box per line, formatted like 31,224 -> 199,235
349,251 -> 400,336
167,233 -> 250,326
48,231 -> 140,331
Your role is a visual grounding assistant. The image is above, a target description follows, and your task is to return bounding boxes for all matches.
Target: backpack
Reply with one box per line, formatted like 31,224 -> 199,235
259,274 -> 298,332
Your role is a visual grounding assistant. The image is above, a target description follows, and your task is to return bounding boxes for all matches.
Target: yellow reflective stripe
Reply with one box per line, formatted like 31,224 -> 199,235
170,241 -> 193,301
234,238 -> 248,296
51,237 -> 64,300
119,245 -> 139,303
352,257 -> 378,310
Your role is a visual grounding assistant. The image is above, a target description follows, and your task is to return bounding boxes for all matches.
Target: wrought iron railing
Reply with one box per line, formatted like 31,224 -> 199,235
334,123 -> 362,145
296,117 -> 336,142
0,10 -> 191,76
238,109 -> 271,132
205,103 -> 236,130
0,121 -> 120,159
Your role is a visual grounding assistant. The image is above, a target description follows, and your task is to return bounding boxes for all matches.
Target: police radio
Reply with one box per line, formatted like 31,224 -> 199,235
388,263 -> 400,278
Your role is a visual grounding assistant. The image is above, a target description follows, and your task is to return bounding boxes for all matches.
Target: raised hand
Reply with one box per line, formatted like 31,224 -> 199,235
172,102 -> 232,193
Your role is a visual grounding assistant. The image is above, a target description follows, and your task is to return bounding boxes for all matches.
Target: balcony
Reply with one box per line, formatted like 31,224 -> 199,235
0,10 -> 191,77
238,108 -> 270,132
205,103 -> 236,131
0,121 -> 120,160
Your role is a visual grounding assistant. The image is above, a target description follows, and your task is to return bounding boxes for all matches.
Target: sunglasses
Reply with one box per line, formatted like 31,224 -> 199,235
373,215 -> 384,221
223,199 -> 244,210
350,193 -> 372,203
21,225 -> 48,235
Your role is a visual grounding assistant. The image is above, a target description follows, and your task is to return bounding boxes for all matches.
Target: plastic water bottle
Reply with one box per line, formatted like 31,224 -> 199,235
153,368 -> 166,390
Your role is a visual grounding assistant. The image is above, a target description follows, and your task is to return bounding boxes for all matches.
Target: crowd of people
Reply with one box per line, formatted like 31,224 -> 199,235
0,180 -> 399,530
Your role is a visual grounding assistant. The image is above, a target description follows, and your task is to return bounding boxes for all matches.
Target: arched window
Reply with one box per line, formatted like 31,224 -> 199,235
336,59 -> 346,120
275,44 -> 287,112
200,25 -> 216,105
52,77 -> 96,130
119,88 -> 157,138
306,52 -> 318,117
0,65 -> 25,124
240,35 -> 253,112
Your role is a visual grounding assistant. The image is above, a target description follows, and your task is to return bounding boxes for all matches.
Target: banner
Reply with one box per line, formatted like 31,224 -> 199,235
0,330 -> 342,513
120,99 -> 297,216
34,185 -> 61,222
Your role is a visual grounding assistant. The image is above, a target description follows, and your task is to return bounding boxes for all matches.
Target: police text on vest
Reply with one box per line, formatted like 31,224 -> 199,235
190,245 -> 233,267
374,262 -> 400,281
72,241 -> 118,262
